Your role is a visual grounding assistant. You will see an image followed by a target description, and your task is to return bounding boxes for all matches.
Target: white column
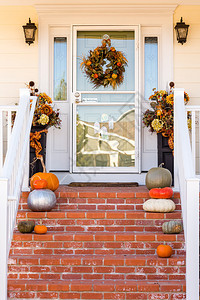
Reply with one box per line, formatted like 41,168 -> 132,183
0,178 -> 8,300
186,178 -> 199,300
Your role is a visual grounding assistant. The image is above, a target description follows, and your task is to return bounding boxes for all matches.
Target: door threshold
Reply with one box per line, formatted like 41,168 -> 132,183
68,182 -> 138,187
51,172 -> 146,185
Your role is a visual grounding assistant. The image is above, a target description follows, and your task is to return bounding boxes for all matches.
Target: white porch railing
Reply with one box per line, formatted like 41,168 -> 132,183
0,89 -> 37,300
0,105 -> 18,170
185,105 -> 200,176
174,88 -> 199,300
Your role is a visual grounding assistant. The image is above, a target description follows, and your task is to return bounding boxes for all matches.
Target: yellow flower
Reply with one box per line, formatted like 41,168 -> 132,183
159,90 -> 167,96
166,94 -> 174,105
187,119 -> 192,129
38,114 -> 49,125
151,119 -> 164,132
112,74 -> 118,79
39,93 -> 52,104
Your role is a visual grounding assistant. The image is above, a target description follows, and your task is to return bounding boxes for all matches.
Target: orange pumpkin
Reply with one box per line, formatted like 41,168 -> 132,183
33,179 -> 48,190
34,224 -> 47,234
149,187 -> 173,199
31,172 -> 59,191
157,244 -> 173,258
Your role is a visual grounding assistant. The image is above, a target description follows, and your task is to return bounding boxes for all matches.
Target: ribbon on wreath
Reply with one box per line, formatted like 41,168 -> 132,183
30,129 -> 48,158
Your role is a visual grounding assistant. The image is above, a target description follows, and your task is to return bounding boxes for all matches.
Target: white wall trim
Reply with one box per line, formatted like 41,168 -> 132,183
35,4 -> 177,15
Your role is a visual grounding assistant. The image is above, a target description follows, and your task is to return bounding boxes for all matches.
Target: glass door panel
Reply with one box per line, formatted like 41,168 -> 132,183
76,31 -> 135,92
76,104 -> 135,168
73,26 -> 139,173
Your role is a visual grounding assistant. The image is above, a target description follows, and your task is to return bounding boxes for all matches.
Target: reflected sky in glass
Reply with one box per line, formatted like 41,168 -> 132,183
54,37 -> 67,100
144,37 -> 158,100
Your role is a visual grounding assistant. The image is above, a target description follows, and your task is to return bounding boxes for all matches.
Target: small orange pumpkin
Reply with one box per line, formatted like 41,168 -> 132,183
33,179 -> 48,190
34,223 -> 47,234
149,187 -> 173,199
157,244 -> 173,258
31,172 -> 59,191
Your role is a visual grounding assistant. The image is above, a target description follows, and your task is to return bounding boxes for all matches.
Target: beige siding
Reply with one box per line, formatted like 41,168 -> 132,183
174,6 -> 200,105
0,6 -> 38,105
0,4 -> 199,106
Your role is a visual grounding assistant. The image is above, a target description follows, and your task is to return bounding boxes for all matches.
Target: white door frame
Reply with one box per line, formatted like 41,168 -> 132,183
72,25 -> 140,173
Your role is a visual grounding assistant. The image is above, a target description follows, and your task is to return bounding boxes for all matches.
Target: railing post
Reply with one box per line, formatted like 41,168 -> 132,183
22,145 -> 30,192
174,88 -> 185,190
186,178 -> 199,300
21,88 -> 30,191
0,178 -> 8,300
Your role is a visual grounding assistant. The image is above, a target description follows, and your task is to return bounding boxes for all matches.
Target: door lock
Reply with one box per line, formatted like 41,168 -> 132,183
74,92 -> 81,103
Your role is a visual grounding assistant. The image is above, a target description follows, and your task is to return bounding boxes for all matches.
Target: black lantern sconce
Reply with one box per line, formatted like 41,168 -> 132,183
22,18 -> 37,45
175,17 -> 189,45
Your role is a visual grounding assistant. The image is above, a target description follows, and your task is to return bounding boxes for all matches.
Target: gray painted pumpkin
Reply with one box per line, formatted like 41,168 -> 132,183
143,199 -> 175,213
162,221 -> 183,234
18,221 -> 35,233
27,189 -> 56,212
145,165 -> 172,190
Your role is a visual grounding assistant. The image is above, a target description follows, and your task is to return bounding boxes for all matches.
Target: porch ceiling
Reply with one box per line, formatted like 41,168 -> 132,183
1,0 -> 200,5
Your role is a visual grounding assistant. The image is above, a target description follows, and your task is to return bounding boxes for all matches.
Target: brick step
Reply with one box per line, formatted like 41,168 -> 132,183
22,187 -> 152,199
19,187 -> 181,209
10,232 -> 185,256
18,201 -> 182,212
16,211 -> 182,233
8,254 -> 186,281
19,191 -> 181,212
9,187 -> 186,299
7,279 -> 186,299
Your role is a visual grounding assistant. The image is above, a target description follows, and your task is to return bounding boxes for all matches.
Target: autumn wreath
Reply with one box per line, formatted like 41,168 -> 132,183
80,35 -> 128,89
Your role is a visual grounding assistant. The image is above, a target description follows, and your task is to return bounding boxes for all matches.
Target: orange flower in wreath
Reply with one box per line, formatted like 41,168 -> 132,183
94,73 -> 99,79
112,74 -> 118,79
86,60 -> 92,66
41,104 -> 53,116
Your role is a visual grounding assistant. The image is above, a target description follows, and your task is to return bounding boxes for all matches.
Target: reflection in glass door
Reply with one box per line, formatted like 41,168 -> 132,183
73,26 -> 139,173
76,104 -> 135,168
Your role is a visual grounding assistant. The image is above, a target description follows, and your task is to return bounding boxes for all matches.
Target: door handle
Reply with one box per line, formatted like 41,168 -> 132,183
74,92 -> 81,103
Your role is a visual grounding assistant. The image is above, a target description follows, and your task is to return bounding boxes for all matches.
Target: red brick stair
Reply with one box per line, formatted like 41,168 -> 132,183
7,186 -> 186,299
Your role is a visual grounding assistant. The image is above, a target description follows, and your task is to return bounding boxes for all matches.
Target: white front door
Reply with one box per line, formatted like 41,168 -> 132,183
72,26 -> 140,174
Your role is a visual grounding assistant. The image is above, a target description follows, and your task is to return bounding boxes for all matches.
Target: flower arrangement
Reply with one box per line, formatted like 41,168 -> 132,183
80,35 -> 128,89
27,81 -> 62,173
143,89 -> 190,150
31,91 -> 61,129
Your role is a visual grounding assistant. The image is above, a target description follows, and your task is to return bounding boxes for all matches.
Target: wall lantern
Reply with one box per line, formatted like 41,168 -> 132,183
175,17 -> 189,45
22,18 -> 37,45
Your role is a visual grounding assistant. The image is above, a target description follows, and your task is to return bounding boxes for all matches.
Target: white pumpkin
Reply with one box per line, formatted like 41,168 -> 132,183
143,199 -> 175,213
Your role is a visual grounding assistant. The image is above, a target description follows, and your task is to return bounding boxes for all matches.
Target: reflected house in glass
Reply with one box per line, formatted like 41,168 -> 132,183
76,106 -> 135,168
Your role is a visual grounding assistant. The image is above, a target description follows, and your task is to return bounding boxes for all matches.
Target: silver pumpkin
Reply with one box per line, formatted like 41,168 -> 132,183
27,189 -> 56,212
